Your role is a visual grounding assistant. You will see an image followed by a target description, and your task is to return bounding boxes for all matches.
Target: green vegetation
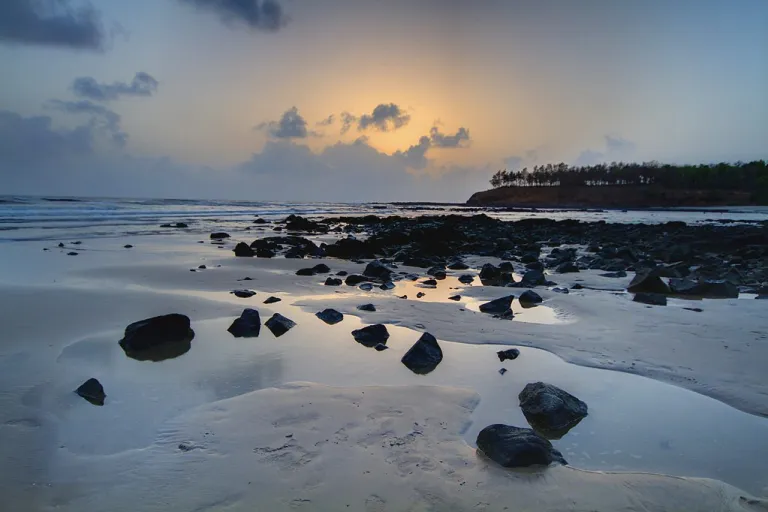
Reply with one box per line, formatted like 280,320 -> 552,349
489,161 -> 768,201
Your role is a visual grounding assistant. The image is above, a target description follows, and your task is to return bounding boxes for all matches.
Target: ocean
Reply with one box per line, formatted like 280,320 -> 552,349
1,195 -> 766,242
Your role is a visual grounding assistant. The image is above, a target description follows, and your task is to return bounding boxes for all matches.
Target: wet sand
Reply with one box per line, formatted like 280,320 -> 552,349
1,233 -> 767,510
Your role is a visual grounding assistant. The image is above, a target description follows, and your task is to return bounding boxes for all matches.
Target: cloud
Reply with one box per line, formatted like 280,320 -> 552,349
0,0 -> 105,50
47,99 -> 127,147
178,0 -> 288,31
72,72 -> 159,101
256,106 -> 318,139
316,114 -> 334,127
503,156 -> 523,169
393,136 -> 431,170
340,111 -> 357,134
0,110 -> 92,164
575,135 -> 636,166
429,126 -> 470,148
357,103 -> 410,132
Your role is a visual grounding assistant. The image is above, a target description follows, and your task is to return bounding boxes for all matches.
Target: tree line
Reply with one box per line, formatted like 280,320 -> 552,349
489,161 -> 768,192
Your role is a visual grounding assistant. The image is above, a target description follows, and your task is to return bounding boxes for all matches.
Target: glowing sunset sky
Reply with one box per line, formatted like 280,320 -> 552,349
1,0 -> 766,201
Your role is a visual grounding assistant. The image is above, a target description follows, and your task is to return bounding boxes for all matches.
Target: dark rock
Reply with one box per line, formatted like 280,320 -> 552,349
231,289 -> 256,298
427,265 -> 446,276
497,348 -> 520,362
402,257 -> 435,268
448,295 -> 461,301
256,247 -> 275,258
401,332 -> 443,375
234,242 -> 255,257
296,268 -> 316,276
633,292 -> 667,306
359,283 -> 374,291
519,382 -> 588,438
75,378 -> 106,406
363,260 -> 392,280
357,303 -> 376,312
265,313 -> 296,337
312,263 -> 331,274
519,269 -> 546,287
556,261 -> 580,273
324,277 -> 343,286
264,296 -> 281,304
124,244 -> 133,249
416,292 -> 426,298
479,263 -> 500,280
479,295 -> 514,315
684,307 -> 703,312
336,271 -> 348,276
227,309 -> 261,338
447,260 -> 469,270
118,314 -> 194,361
345,274 -> 371,286
379,281 -> 395,290
458,274 -> 475,284
627,270 -> 671,294
571,283 -> 583,290
240,277 -> 253,281
351,324 -> 390,347
324,238 -> 374,259
552,287 -> 569,294
600,270 -> 627,278
421,278 -> 438,286
499,368 -> 507,375
757,295 -> 768,300
669,279 -> 739,298
374,343 -> 389,351
67,252 -> 78,256
253,218 -> 267,224
525,261 -> 545,272
210,232 -> 230,239
476,424 -> 567,468
494,310 -> 515,320
58,242 -> 65,247
499,261 -> 515,272
198,265 -> 206,269
520,253 -> 539,264
518,290 -> 543,304
316,309 -> 343,325
284,215 -> 328,233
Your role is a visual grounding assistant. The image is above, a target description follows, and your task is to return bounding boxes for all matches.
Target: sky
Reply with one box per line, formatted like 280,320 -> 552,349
0,0 -> 766,201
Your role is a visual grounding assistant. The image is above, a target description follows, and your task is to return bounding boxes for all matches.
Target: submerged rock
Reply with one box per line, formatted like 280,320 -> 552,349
75,378 -> 106,406
476,424 -> 567,468
316,308 -> 343,325
324,277 -> 343,286
357,303 -> 376,312
231,289 -> 256,298
479,295 -> 515,315
518,290 -> 543,304
519,382 -> 588,438
118,314 -> 194,361
497,348 -> 520,362
234,242 -> 255,257
633,292 -> 667,306
627,270 -> 671,294
351,324 -> 390,347
265,313 -> 296,337
263,296 -> 281,304
401,332 -> 443,375
227,309 -> 261,338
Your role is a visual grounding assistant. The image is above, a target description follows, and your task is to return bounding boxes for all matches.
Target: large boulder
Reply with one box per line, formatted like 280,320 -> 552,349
519,269 -> 546,287
518,290 -> 543,305
479,295 -> 514,315
316,309 -> 343,325
351,324 -> 389,347
233,242 -> 254,257
518,382 -> 588,438
627,270 -> 671,294
476,424 -> 567,468
265,313 -> 296,337
401,332 -> 443,375
633,292 -> 667,306
75,378 -> 106,406
118,314 -> 194,361
363,260 -> 392,281
227,309 -> 261,338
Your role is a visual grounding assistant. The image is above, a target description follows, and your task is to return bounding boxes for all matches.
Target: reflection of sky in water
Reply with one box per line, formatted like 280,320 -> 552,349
45,301 -> 768,495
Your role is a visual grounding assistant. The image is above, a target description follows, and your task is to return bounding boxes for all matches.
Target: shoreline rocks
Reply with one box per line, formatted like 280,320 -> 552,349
352,324 -> 389,347
518,382 -> 588,438
265,313 -> 296,337
476,424 -> 567,468
401,332 -> 443,375
228,309 -> 261,338
75,378 -> 106,406
118,314 -> 194,361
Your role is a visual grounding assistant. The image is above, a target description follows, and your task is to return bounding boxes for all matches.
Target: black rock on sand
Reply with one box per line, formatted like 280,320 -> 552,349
118,314 -> 194,361
75,378 -> 106,406
518,382 -> 588,438
633,292 -> 667,306
228,309 -> 261,338
316,308 -> 344,325
401,332 -> 443,375
479,295 -> 515,315
497,348 -> 520,362
476,424 -> 567,468
352,324 -> 389,347
265,313 -> 296,337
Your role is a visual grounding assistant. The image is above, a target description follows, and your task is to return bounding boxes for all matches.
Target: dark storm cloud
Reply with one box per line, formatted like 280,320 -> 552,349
357,103 -> 410,132
47,99 -> 127,147
429,126 -> 470,148
316,114 -> 335,127
0,110 -> 93,164
72,72 -> 159,101
256,107 -> 316,139
0,0 -> 105,50
178,0 -> 288,31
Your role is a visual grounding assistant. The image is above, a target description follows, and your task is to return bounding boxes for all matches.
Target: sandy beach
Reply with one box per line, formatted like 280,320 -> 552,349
1,209 -> 767,511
